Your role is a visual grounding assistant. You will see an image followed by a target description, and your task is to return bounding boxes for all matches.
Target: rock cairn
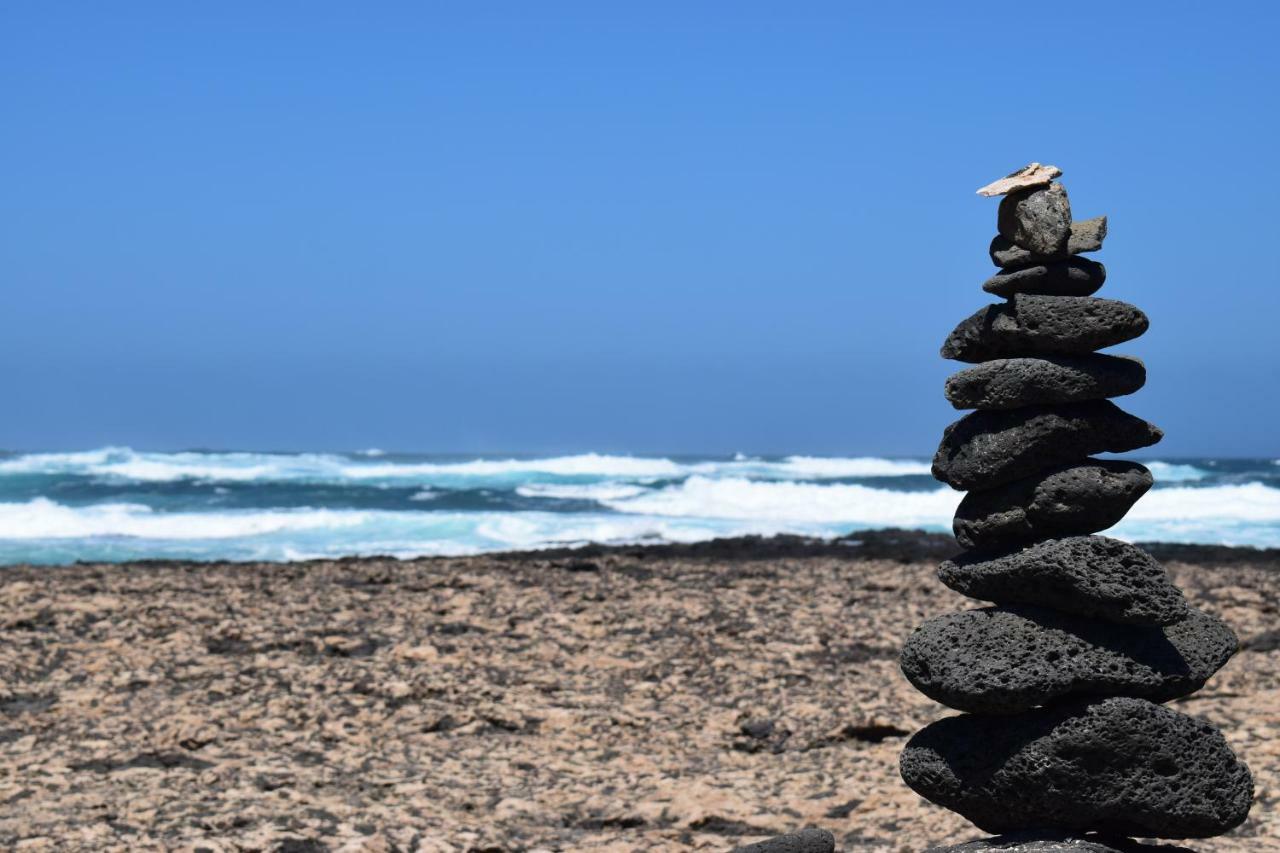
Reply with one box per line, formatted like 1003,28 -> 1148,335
899,164 -> 1254,850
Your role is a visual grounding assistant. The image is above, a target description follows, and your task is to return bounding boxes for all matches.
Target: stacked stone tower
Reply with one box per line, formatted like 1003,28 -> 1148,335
898,165 -> 1254,850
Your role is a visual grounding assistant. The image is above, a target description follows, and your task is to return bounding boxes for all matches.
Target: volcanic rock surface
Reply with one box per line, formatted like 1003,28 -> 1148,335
990,216 -> 1108,269
938,536 -> 1188,625
952,460 -> 1153,550
940,295 -> 1148,363
945,355 -> 1143,410
982,257 -> 1107,298
900,606 -> 1237,713
926,834 -> 1196,852
932,402 -> 1163,491
900,696 -> 1254,838
998,183 -> 1072,256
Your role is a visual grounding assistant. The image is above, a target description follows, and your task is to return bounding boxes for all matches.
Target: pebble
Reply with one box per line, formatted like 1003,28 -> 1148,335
932,400 -> 1163,491
731,827 -> 836,853
899,696 -> 1254,837
941,295 -> 1148,363
938,536 -> 1187,625
953,460 -> 1152,550
945,355 -> 1144,410
976,163 -> 1063,197
900,606 -> 1237,713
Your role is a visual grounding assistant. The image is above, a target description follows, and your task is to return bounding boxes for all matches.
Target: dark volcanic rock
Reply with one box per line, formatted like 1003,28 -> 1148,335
932,401 -> 1163,491
945,355 -> 1144,410
899,696 -> 1253,838
731,827 -> 836,853
991,216 -> 1109,269
998,183 -> 1072,256
899,606 -> 1236,714
982,257 -> 1107,298
939,536 -> 1187,625
1069,216 -> 1108,253
953,460 -> 1153,550
926,833 -> 1196,852
941,295 -> 1148,363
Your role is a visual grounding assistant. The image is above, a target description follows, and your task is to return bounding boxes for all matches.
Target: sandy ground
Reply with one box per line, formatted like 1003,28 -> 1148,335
1,532 -> 1277,852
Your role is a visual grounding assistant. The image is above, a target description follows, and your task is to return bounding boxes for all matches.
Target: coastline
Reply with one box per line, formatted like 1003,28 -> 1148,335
7,527 -> 1280,571
2,531 -> 1277,850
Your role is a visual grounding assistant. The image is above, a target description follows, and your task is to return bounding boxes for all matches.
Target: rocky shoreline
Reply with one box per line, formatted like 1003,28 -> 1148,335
1,530 -> 1277,851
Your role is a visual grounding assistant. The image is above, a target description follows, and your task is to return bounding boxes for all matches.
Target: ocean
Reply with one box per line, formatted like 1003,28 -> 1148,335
0,448 -> 1277,565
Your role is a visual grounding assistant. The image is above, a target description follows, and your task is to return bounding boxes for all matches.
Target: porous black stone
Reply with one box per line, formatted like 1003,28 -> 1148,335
998,183 -> 1072,256
926,833 -> 1196,852
899,606 -> 1236,713
991,216 -> 1108,269
730,827 -> 836,853
945,355 -> 1144,410
941,295 -> 1148,363
953,460 -> 1152,550
932,401 -> 1163,491
982,257 -> 1107,298
939,536 -> 1187,625
899,696 -> 1253,838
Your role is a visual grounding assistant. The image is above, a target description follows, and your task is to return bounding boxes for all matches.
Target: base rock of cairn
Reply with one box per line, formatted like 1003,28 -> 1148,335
900,164 -> 1253,847
926,832 -> 1196,852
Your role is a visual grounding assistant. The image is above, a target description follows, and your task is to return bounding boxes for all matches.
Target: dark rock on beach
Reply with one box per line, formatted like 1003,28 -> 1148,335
900,606 -> 1237,713
990,216 -> 1108,268
932,401 -> 1163,491
945,355 -> 1144,410
926,834 -> 1196,852
939,536 -> 1188,625
899,696 -> 1254,837
998,183 -> 1072,256
982,257 -> 1107,298
941,295 -> 1148,363
730,827 -> 836,853
952,460 -> 1153,550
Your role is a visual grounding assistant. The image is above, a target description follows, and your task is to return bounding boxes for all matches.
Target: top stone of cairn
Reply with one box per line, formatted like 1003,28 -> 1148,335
977,163 -> 1063,197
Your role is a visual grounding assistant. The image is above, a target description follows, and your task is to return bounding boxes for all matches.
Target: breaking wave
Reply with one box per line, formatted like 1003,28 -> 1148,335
0,448 -> 1275,563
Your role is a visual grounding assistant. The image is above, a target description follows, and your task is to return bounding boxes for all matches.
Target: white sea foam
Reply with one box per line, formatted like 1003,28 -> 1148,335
1144,461 -> 1210,483
0,498 -> 370,540
515,482 -> 650,501
0,447 -> 932,485
604,476 -> 961,525
712,455 -> 933,479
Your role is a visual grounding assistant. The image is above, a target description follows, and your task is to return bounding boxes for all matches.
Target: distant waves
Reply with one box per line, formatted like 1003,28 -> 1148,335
0,449 -> 1276,563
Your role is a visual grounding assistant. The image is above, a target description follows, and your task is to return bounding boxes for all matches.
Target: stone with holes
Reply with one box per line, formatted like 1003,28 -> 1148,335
998,183 -> 1072,256
953,460 -> 1152,550
945,355 -> 1143,410
926,833 -> 1196,852
982,257 -> 1107,298
941,295 -> 1147,363
991,216 -> 1108,269
938,536 -> 1186,625
900,696 -> 1253,837
932,401 -> 1162,491
899,606 -> 1235,714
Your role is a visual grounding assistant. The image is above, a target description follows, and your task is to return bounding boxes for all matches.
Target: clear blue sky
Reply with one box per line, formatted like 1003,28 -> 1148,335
3,2 -> 1277,456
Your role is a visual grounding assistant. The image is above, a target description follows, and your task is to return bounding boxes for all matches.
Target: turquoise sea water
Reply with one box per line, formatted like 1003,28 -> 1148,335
0,448 -> 1277,564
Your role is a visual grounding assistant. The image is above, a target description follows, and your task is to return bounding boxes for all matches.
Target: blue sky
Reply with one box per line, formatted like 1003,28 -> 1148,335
2,2 -> 1277,456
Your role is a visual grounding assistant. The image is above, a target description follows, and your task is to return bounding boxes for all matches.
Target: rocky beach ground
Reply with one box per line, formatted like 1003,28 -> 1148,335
1,531 -> 1277,852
